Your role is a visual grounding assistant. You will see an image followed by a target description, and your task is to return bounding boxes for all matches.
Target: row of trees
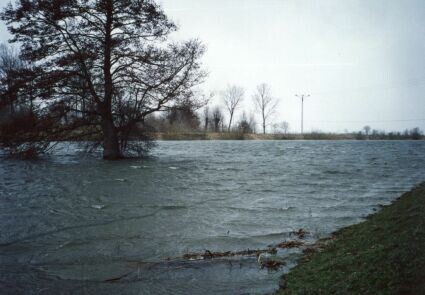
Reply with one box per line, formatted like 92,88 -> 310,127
0,33 -> 286,159
219,83 -> 278,134
145,101 -> 258,134
357,126 -> 423,140
0,1 -> 422,159
141,83 -> 285,135
188,83 -> 280,135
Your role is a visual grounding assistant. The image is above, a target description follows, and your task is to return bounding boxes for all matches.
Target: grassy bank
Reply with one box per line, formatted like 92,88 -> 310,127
278,182 -> 425,294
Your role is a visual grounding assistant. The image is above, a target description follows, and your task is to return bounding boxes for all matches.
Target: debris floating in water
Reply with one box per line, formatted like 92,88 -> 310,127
276,240 -> 304,248
180,247 -> 290,270
177,235 -> 313,270
291,228 -> 309,239
257,253 -> 286,270
182,248 -> 277,261
91,204 -> 105,210
169,167 -> 178,170
114,178 -> 127,182
130,166 -> 142,169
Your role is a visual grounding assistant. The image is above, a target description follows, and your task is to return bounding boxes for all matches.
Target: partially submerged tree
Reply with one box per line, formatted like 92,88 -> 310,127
222,85 -> 244,132
253,83 -> 278,134
1,0 -> 205,159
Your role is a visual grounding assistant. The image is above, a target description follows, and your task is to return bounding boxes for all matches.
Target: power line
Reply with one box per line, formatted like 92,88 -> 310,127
310,77 -> 425,97
307,118 -> 425,123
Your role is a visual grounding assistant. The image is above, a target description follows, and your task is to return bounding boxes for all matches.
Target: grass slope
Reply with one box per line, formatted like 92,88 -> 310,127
278,183 -> 425,295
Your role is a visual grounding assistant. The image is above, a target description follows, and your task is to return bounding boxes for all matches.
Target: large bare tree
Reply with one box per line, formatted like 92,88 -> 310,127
221,85 -> 244,132
1,0 -> 205,159
253,83 -> 278,134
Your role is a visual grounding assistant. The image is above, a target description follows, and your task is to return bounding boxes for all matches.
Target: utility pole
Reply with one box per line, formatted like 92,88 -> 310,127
295,94 -> 310,135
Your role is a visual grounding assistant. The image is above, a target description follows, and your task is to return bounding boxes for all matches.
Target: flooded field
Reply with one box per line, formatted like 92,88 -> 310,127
1,140 -> 424,294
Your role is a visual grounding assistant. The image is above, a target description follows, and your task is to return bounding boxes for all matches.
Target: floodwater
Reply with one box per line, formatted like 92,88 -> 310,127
1,140 -> 424,294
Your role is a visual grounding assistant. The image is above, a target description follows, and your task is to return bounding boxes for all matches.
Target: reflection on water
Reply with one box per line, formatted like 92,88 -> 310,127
1,140 -> 424,294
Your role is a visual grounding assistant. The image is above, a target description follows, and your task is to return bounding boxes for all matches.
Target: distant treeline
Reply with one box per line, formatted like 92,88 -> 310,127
142,91 -> 424,140
151,131 -> 424,141
353,127 -> 423,140
0,0 -> 423,160
142,103 -> 424,140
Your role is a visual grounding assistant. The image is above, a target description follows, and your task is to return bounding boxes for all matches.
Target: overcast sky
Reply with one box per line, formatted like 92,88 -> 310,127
1,0 -> 425,132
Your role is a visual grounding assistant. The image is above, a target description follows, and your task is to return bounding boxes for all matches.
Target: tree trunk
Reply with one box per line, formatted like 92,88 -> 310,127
101,0 -> 119,160
101,118 -> 121,160
228,113 -> 233,132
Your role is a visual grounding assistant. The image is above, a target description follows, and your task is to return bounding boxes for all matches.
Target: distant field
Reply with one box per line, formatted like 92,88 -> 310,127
152,132 -> 423,141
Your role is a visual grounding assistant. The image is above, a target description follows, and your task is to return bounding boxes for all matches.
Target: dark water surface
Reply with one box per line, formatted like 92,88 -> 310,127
1,140 -> 424,294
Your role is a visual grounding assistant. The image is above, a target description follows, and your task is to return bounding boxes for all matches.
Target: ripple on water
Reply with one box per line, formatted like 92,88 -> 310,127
1,140 -> 425,294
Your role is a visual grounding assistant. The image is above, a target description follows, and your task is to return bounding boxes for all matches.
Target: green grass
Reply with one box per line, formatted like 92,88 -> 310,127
278,183 -> 425,295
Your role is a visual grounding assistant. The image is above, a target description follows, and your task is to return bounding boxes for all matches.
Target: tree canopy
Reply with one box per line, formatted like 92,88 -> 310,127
1,0 -> 206,159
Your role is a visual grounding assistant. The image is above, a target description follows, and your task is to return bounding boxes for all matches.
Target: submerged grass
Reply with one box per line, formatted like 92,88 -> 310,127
278,182 -> 425,295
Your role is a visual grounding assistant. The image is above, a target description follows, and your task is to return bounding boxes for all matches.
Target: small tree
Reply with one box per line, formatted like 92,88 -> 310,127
248,112 -> 257,134
363,125 -> 371,137
410,127 -> 422,140
166,99 -> 201,132
253,83 -> 278,134
203,105 -> 210,131
221,85 -> 244,132
238,112 -> 255,134
281,121 -> 289,134
212,106 -> 223,132
273,121 -> 289,134
201,92 -> 214,132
